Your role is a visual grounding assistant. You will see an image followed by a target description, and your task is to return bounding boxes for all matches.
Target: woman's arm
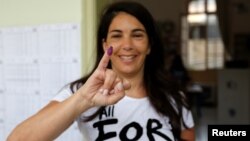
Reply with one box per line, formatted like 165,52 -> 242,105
7,92 -> 92,141
181,127 -> 195,141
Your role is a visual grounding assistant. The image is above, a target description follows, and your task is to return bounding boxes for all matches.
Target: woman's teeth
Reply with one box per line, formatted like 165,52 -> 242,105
120,56 -> 135,61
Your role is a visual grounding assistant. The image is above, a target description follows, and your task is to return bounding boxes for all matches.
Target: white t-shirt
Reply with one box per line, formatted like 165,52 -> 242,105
52,86 -> 194,141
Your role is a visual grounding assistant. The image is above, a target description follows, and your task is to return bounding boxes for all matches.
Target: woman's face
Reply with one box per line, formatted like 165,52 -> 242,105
103,12 -> 150,77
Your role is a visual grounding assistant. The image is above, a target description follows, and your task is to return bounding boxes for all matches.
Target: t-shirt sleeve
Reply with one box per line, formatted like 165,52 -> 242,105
52,86 -> 73,102
181,107 -> 195,130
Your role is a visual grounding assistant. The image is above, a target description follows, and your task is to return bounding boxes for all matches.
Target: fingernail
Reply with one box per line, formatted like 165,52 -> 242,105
107,46 -> 113,56
99,89 -> 104,93
103,89 -> 109,95
116,82 -> 124,91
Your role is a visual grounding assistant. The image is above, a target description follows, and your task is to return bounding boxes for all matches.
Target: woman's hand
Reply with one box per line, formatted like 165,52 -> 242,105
77,46 -> 130,108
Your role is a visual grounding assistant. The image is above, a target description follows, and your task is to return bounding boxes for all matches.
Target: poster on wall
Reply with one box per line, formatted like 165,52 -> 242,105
0,23 -> 82,141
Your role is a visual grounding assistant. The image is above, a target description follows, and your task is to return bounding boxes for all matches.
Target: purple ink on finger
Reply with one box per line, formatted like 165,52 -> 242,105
107,46 -> 113,56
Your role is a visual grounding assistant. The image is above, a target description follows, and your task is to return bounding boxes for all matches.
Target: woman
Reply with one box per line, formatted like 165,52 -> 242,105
7,1 -> 195,141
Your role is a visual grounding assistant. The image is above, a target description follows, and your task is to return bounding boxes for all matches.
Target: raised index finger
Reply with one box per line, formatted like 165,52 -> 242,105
97,46 -> 113,70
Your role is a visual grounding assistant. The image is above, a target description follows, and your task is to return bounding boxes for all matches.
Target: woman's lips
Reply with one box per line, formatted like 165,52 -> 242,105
119,55 -> 136,62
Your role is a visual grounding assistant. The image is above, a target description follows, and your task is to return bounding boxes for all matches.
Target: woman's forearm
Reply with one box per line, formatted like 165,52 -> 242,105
7,92 -> 91,141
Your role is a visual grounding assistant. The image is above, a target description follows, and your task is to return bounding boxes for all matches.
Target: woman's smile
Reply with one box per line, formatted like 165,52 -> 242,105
119,55 -> 137,62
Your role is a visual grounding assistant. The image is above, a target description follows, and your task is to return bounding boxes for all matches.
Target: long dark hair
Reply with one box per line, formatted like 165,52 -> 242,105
70,1 -> 190,140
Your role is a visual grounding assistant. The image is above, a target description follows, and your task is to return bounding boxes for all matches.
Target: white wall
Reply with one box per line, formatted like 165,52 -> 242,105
0,0 -> 105,75
0,0 -> 82,26
0,1 -> 83,140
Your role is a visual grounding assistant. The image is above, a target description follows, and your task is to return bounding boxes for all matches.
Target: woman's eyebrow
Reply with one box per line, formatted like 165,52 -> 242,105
132,28 -> 146,33
109,28 -> 146,33
109,29 -> 122,33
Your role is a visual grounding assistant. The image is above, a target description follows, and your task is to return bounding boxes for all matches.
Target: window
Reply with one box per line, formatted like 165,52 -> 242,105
181,0 -> 224,70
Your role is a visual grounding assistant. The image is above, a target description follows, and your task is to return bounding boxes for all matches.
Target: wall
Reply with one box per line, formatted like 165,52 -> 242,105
229,0 -> 250,62
0,0 -> 101,75
0,1 -> 85,139
230,0 -> 250,33
0,0 -> 82,26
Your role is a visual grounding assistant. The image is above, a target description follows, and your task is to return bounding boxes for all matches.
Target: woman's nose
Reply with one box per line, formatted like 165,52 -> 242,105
121,37 -> 133,51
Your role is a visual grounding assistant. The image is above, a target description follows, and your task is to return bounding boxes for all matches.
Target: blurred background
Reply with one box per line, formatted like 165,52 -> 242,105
0,0 -> 250,140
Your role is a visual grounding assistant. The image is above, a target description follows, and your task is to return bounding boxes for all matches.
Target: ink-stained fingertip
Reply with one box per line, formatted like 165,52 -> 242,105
107,46 -> 113,56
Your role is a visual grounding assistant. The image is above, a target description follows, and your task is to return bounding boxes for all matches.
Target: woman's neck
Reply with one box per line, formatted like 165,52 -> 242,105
123,73 -> 147,98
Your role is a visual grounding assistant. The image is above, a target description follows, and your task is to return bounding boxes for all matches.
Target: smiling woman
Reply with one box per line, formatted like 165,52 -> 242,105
7,1 -> 195,141
103,12 -> 150,80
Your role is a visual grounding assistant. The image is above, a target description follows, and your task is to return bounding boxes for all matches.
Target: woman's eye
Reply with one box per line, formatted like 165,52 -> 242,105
133,34 -> 143,38
111,34 -> 122,38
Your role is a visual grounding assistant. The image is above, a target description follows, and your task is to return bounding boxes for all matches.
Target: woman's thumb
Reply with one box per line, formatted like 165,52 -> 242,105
122,79 -> 131,91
